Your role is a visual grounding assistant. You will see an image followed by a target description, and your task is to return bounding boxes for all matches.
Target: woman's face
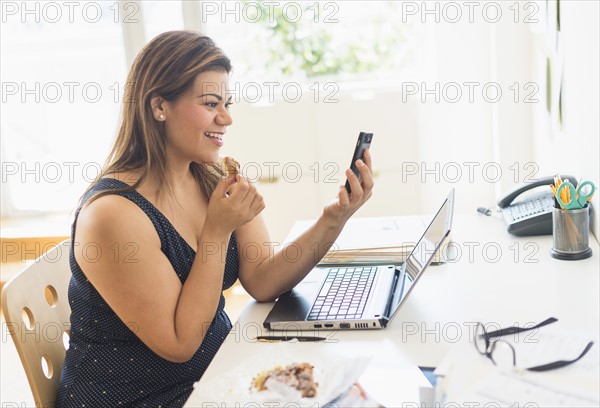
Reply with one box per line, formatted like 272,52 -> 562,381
163,70 -> 233,165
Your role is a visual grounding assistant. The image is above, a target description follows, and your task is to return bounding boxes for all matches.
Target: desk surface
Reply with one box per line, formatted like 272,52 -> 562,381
185,213 -> 600,406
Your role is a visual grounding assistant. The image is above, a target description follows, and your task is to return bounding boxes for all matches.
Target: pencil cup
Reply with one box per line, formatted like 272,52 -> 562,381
551,206 -> 592,260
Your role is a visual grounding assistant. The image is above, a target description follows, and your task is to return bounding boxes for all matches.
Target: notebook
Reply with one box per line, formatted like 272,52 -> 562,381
263,189 -> 454,331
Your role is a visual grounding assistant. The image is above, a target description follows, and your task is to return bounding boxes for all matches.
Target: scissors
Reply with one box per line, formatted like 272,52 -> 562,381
556,180 -> 595,209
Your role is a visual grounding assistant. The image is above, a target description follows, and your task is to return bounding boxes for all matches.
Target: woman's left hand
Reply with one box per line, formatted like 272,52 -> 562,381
322,149 -> 374,225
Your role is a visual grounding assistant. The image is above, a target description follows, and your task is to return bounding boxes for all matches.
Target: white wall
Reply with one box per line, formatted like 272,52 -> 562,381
416,18 -> 498,215
213,1 -> 600,244
222,89 -> 422,242
532,0 -> 600,241
224,16 -> 513,241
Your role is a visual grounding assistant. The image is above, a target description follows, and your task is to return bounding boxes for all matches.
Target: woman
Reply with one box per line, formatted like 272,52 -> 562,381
57,30 -> 373,407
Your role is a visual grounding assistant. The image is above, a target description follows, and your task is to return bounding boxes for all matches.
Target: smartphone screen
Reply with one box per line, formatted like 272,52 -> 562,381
345,132 -> 373,193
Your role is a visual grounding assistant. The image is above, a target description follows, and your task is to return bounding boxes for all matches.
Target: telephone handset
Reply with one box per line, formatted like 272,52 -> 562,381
498,175 -> 577,236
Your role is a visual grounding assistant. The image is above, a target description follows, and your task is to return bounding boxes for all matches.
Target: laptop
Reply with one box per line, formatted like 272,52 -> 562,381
263,189 -> 454,331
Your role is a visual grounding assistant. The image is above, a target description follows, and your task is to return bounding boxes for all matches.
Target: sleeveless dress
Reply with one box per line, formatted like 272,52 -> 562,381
57,178 -> 239,407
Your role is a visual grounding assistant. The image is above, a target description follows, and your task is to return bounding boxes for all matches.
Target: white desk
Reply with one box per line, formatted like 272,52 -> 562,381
185,214 -> 600,406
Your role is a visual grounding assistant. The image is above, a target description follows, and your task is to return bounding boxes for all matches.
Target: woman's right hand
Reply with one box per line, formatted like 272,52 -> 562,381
205,175 -> 265,235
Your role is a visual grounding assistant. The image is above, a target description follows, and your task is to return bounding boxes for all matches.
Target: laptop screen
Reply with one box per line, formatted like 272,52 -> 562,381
385,189 -> 454,320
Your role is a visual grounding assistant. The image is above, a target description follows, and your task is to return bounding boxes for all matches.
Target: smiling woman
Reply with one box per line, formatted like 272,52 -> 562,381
56,30 -> 374,408
82,32 -> 233,205
56,31 -> 241,408
158,71 -> 234,160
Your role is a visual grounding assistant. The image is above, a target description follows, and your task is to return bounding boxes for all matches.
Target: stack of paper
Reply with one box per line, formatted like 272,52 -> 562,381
319,245 -> 415,265
285,216 -> 428,266
285,215 -> 452,266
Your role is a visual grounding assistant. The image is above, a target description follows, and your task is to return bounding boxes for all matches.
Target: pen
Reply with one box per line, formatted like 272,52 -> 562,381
476,207 -> 492,216
550,185 -> 560,209
255,336 -> 327,342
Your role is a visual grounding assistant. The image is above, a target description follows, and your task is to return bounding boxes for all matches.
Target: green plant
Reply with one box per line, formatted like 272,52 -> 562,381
244,1 -> 407,79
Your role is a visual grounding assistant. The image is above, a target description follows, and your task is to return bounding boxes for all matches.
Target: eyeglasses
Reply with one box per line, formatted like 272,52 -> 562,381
474,317 -> 594,372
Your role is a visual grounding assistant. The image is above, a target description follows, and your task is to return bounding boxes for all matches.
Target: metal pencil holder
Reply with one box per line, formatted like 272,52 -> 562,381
551,205 -> 592,260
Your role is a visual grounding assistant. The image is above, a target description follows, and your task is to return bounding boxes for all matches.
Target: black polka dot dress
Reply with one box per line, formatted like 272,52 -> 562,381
57,178 -> 240,407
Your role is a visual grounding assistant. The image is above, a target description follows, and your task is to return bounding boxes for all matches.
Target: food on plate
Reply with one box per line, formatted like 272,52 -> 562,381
251,362 -> 318,398
223,156 -> 240,176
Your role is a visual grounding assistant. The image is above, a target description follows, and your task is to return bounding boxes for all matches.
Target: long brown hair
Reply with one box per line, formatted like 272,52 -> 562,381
83,30 -> 231,205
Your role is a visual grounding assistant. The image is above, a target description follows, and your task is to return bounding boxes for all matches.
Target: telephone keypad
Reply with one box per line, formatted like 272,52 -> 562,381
509,195 -> 554,221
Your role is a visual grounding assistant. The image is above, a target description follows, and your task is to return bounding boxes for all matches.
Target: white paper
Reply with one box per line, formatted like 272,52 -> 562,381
436,328 -> 600,407
286,216 -> 426,251
474,370 -> 600,408
191,343 -> 370,407
507,326 -> 599,379
359,363 -> 431,407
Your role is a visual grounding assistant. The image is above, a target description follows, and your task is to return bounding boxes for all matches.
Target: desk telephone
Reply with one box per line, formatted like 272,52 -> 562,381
498,175 -> 577,236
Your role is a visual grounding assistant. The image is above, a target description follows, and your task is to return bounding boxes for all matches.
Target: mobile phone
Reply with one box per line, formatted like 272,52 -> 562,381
345,132 -> 373,194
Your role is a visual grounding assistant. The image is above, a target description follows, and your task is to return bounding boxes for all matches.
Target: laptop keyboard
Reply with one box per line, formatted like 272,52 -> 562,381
307,266 -> 377,320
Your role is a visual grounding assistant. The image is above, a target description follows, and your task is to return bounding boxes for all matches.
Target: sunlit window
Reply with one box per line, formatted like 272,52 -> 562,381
1,0 -> 426,216
203,1 -> 422,85
1,1 -> 127,215
141,1 -> 183,41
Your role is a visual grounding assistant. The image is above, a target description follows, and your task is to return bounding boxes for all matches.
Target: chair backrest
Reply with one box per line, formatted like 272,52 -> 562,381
1,240 -> 72,408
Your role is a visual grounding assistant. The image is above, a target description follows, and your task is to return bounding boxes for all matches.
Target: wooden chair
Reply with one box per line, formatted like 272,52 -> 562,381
1,240 -> 72,408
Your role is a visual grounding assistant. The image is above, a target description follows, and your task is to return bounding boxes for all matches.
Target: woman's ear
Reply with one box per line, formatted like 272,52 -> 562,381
150,96 -> 166,121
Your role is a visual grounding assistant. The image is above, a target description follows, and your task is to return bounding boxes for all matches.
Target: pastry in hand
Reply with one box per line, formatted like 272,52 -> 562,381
251,362 -> 318,398
223,156 -> 240,176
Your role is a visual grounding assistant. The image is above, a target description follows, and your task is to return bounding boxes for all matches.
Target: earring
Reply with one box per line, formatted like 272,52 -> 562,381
158,114 -> 165,120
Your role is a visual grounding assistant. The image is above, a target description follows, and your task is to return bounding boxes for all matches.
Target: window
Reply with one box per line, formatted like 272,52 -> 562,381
1,1 -> 127,215
1,0 -> 426,216
141,1 -> 183,41
203,1 -> 422,85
